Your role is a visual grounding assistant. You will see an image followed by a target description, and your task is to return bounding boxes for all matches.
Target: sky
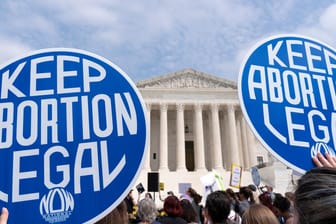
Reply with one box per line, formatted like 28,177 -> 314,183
0,0 -> 336,83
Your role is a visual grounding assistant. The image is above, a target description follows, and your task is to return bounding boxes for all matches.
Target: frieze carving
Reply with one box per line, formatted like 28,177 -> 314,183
136,69 -> 237,89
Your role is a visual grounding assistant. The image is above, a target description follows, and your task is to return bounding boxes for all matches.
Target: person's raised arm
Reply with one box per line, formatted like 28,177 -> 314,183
313,152 -> 336,168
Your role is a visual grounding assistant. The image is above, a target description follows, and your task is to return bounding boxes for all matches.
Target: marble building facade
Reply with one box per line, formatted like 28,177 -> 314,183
133,69 -> 291,195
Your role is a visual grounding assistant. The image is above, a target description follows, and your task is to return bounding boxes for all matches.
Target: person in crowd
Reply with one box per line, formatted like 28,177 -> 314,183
124,190 -> 137,222
241,204 -> 279,224
294,166 -> 336,224
284,191 -> 295,210
273,194 -> 294,224
96,201 -> 128,224
247,184 -> 260,204
186,187 -> 202,223
226,188 -> 240,214
180,199 -> 198,224
137,192 -> 154,203
158,195 -> 187,224
238,186 -> 255,216
0,208 -> 8,224
137,198 -> 161,224
203,190 -> 231,224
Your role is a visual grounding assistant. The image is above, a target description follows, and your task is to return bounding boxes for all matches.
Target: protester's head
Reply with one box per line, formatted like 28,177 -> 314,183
242,204 -> 279,224
294,167 -> 336,224
145,192 -> 153,199
137,198 -> 158,223
180,199 -> 198,223
96,201 -> 128,224
163,195 -> 183,217
239,186 -> 255,204
204,191 -> 231,223
273,194 -> 291,215
186,187 -> 202,204
259,192 -> 277,215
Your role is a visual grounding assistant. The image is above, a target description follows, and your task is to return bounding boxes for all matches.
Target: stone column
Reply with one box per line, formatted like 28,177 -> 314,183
211,103 -> 223,170
194,103 -> 206,170
176,103 -> 186,171
144,103 -> 151,170
159,103 -> 169,171
239,112 -> 250,168
227,104 -> 240,166
247,126 -> 258,166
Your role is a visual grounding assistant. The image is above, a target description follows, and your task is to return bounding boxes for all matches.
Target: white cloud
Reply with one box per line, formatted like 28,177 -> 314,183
0,0 -> 336,81
0,36 -> 32,64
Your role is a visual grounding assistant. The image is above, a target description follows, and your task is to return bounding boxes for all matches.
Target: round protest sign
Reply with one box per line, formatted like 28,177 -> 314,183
0,48 -> 148,223
238,35 -> 336,174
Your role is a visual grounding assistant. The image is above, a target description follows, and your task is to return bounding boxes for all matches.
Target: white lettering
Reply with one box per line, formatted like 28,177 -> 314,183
82,59 -> 106,92
16,101 -> 38,146
44,146 -> 70,189
41,99 -> 59,145
308,110 -> 329,142
267,41 -> 287,67
57,56 -> 81,94
12,149 -> 39,202
74,142 -> 100,194
30,56 -> 54,96
248,65 -> 268,101
285,107 -> 309,147
0,103 -> 14,148
92,94 -> 113,137
1,62 -> 26,99
115,92 -> 137,136
286,40 -> 307,70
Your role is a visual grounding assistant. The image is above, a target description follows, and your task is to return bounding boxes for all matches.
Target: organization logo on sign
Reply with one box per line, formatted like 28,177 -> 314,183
238,35 -> 336,174
0,48 -> 148,223
40,188 -> 74,223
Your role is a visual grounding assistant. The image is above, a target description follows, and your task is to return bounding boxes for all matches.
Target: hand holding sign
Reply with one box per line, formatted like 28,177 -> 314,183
313,152 -> 336,168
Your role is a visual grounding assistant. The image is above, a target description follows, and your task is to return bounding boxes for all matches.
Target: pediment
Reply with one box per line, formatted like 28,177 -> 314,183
136,69 -> 237,89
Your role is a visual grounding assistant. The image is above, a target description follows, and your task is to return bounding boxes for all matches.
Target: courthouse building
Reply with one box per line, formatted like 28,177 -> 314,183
134,69 -> 292,195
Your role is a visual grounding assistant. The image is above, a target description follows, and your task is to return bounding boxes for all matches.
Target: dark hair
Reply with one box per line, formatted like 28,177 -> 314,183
164,195 -> 183,217
205,191 -> 231,223
295,167 -> 336,224
239,186 -> 255,204
180,199 -> 197,223
273,194 -> 291,213
187,187 -> 202,204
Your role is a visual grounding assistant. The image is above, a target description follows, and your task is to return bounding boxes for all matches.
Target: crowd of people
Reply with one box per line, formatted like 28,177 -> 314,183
1,152 -> 336,224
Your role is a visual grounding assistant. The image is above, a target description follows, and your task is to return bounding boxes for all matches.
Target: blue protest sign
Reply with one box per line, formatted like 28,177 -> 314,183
238,35 -> 336,174
0,48 -> 148,223
251,166 -> 260,187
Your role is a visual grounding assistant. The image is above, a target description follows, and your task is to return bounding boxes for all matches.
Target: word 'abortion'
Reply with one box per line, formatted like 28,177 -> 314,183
248,39 -> 336,110
246,39 -> 336,148
0,55 -> 138,148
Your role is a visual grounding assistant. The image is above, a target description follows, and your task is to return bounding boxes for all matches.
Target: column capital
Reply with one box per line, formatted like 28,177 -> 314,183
194,103 -> 203,111
211,103 -> 220,111
176,103 -> 185,112
146,103 -> 152,110
160,103 -> 168,111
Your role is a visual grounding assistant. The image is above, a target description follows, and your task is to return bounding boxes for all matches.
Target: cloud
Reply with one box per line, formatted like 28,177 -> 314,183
0,0 -> 336,82
0,36 -> 32,64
